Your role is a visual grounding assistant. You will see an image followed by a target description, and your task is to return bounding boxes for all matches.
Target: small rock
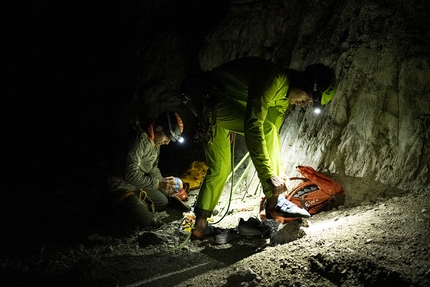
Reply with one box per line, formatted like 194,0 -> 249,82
137,232 -> 164,247
227,268 -> 257,283
326,241 -> 335,247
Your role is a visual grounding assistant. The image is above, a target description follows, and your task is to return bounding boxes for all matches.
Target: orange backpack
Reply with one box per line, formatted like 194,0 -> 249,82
287,165 -> 345,215
259,166 -> 345,223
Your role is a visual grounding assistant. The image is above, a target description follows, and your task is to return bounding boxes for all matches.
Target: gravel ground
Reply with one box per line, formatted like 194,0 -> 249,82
1,186 -> 429,287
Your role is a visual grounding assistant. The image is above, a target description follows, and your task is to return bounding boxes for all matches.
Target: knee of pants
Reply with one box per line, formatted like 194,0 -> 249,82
143,189 -> 169,212
149,193 -> 168,212
117,195 -> 154,227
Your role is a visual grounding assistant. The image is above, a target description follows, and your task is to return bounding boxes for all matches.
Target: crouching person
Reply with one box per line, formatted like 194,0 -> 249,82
106,111 -> 184,227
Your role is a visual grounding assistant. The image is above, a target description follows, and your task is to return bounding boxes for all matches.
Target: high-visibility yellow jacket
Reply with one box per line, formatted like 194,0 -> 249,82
210,57 -> 290,182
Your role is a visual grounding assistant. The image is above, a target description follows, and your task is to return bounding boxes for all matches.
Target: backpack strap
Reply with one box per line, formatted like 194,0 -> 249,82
286,179 -> 317,200
289,177 -> 308,182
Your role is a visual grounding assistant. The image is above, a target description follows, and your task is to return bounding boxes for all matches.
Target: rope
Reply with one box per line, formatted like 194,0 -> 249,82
103,133 -> 241,259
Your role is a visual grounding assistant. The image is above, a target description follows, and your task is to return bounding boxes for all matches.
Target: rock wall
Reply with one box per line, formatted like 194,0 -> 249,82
132,0 -> 430,205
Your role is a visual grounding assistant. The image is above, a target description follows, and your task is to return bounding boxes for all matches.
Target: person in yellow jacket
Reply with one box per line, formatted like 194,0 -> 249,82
181,57 -> 336,239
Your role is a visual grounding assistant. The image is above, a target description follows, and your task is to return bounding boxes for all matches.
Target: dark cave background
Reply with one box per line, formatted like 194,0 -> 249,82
1,0 -> 232,256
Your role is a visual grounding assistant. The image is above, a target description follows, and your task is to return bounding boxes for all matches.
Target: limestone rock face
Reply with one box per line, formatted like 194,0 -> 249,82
134,0 -> 430,205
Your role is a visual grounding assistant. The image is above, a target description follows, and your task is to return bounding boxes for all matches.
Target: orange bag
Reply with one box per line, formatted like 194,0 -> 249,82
259,166 -> 345,223
287,165 -> 345,215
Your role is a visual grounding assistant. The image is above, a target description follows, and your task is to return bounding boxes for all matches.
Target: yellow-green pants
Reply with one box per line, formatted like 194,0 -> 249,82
194,98 -> 284,219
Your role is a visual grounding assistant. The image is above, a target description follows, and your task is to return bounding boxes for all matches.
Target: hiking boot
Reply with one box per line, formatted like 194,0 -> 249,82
191,224 -> 215,241
275,195 -> 310,218
237,217 -> 264,237
214,228 -> 241,245
259,219 -> 281,238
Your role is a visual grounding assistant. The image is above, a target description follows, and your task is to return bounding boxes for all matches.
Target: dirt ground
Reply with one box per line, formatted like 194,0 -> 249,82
2,184 -> 430,287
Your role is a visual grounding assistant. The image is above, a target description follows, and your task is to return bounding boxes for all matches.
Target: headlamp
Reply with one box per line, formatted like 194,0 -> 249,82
311,79 -> 323,115
313,101 -> 323,115
306,63 -> 337,112
166,111 -> 184,143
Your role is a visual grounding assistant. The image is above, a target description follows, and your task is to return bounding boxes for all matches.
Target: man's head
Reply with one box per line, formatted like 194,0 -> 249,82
154,111 -> 184,146
287,64 -> 337,113
304,64 -> 337,113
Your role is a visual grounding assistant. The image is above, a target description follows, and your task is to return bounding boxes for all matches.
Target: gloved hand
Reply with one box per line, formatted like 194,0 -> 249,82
158,176 -> 176,195
266,175 -> 288,196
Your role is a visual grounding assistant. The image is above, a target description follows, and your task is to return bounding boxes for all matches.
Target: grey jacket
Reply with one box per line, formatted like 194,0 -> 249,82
108,129 -> 162,195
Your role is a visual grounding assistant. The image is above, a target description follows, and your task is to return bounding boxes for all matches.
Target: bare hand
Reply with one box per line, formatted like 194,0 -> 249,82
266,175 -> 288,196
158,176 -> 176,195
280,173 -> 290,187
